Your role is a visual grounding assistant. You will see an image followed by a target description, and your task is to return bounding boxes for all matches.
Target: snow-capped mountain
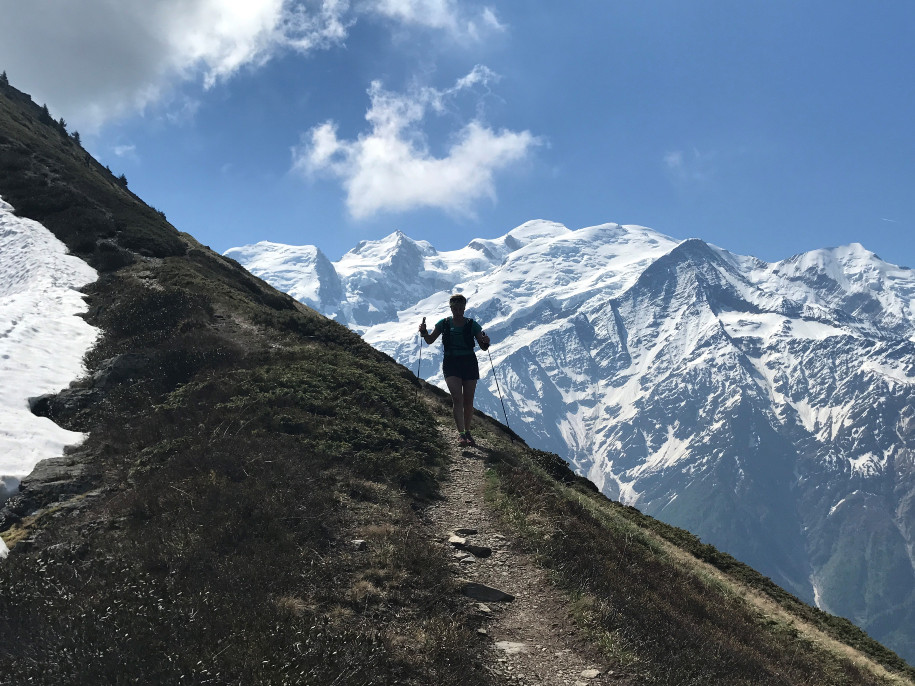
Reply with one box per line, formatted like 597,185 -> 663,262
227,221 -> 915,660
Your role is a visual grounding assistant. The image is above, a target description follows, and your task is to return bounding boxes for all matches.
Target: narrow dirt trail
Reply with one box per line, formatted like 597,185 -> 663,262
425,419 -> 626,685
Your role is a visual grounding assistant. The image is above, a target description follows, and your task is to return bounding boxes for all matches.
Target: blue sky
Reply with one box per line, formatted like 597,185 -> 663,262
1,1 -> 913,267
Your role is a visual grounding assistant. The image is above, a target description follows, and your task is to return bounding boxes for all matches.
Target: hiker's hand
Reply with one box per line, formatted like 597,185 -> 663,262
419,317 -> 427,335
480,332 -> 490,350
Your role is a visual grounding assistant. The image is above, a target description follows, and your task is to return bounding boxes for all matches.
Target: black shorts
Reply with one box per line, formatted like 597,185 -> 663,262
442,354 -> 480,381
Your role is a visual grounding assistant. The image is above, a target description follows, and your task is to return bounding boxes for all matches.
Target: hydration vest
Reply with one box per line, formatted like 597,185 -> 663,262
441,317 -> 476,355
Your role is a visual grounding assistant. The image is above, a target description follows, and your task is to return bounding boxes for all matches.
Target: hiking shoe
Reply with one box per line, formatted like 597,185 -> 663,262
458,432 -> 470,446
464,432 -> 477,446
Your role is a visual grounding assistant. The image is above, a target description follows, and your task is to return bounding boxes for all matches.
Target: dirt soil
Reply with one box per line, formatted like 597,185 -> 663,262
425,419 -> 629,685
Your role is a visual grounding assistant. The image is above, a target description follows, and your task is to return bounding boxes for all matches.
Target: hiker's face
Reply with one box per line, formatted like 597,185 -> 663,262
450,301 -> 465,316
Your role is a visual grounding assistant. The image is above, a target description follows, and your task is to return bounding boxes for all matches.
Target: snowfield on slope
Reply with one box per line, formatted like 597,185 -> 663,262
0,196 -> 98,503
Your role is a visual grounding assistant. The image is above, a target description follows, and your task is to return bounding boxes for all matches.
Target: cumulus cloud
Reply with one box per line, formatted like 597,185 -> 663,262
293,67 -> 538,218
0,0 -> 352,132
0,0 -> 502,133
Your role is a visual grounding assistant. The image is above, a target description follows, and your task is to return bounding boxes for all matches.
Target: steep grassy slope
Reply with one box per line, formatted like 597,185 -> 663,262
0,79 -> 912,684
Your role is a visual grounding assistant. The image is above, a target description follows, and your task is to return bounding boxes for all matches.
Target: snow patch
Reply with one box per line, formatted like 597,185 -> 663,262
811,576 -> 822,609
0,196 -> 99,483
617,477 -> 641,506
849,453 -> 882,477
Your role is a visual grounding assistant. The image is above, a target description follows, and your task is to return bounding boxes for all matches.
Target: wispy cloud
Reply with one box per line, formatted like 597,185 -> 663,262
113,144 -> 138,161
664,147 -> 717,184
362,0 -> 504,40
292,67 -> 539,219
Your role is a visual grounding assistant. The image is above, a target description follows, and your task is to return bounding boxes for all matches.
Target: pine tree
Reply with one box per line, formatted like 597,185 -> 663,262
118,173 -> 128,187
72,130 -> 81,145
58,117 -> 67,133
0,71 -> 8,87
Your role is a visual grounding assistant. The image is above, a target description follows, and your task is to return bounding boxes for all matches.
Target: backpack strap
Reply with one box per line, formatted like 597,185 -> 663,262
442,316 -> 453,354
463,319 -> 476,350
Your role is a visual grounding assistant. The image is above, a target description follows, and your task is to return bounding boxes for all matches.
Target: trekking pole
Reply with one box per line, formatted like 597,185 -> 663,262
414,317 -> 425,401
483,330 -> 512,441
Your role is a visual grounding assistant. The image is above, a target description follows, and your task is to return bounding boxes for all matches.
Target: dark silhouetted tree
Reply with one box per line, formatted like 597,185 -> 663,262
118,173 -> 128,187
72,130 -> 81,145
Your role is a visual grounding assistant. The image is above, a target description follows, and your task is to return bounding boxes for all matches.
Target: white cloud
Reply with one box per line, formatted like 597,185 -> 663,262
293,68 -> 538,218
0,1 -> 350,133
0,0 -> 502,133
362,0 -> 504,39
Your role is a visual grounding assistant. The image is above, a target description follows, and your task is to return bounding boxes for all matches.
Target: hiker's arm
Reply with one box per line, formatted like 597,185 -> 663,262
420,322 -> 441,345
476,330 -> 490,351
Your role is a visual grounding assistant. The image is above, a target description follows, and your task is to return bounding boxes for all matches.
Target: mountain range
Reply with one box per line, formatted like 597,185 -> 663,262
228,220 -> 915,660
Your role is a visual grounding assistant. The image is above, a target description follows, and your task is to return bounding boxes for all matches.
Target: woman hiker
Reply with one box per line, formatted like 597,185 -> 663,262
419,294 -> 491,446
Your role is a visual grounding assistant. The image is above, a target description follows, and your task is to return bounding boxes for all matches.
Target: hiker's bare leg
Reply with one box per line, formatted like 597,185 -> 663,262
463,379 -> 477,433
445,376 -> 465,432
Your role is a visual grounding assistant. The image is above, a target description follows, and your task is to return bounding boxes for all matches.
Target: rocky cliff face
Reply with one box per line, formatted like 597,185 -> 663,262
228,222 -> 915,660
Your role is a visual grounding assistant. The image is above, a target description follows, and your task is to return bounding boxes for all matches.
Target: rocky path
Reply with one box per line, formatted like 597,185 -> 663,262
426,422 -> 624,685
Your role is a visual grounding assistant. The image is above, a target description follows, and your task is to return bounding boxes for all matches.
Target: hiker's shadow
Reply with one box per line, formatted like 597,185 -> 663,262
460,443 -> 497,462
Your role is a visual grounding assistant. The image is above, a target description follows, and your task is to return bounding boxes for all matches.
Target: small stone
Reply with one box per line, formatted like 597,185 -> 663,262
477,628 -> 488,636
460,556 -> 475,564
580,668 -> 601,679
477,603 -> 492,614
463,544 -> 492,558
351,539 -> 367,551
448,535 -> 467,546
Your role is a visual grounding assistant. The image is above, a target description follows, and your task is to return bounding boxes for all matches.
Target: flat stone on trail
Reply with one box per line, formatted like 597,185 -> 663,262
495,641 -> 528,655
453,527 -> 478,535
448,535 -> 467,546
580,668 -> 601,678
462,582 -> 515,602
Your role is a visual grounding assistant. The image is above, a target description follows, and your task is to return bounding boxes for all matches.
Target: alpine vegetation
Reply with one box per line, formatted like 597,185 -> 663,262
230,221 -> 915,661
